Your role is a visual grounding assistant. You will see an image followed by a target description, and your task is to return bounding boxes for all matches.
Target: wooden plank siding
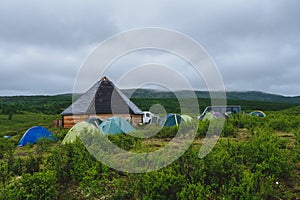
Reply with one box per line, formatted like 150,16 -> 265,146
62,114 -> 142,128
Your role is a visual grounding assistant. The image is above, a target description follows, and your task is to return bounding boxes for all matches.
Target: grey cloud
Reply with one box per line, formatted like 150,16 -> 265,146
0,43 -> 86,94
0,0 -> 299,96
0,0 -> 117,49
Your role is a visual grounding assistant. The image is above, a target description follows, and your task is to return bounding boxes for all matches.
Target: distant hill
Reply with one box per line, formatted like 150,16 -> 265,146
225,91 -> 300,104
0,94 -> 72,115
0,90 -> 299,114
1,90 -> 299,105
122,89 -> 300,104
280,105 -> 300,115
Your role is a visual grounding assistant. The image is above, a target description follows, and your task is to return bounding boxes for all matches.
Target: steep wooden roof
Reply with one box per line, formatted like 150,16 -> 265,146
61,77 -> 143,116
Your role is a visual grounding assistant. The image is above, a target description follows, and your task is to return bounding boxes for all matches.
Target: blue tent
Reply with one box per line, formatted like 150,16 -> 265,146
98,116 -> 135,135
160,114 -> 183,127
250,110 -> 266,117
18,126 -> 57,146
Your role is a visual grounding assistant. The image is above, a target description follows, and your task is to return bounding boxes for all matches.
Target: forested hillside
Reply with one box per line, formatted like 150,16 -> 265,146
0,95 -> 72,115
123,89 -> 300,104
0,92 -> 298,118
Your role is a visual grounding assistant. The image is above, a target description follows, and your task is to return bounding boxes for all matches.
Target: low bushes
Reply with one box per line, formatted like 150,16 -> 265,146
5,171 -> 58,200
0,110 -> 299,199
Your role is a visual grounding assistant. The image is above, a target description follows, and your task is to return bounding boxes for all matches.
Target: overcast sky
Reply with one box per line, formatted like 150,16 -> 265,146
0,0 -> 299,96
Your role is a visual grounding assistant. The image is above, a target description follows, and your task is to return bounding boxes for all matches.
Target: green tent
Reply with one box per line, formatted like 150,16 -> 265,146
98,116 -> 135,135
160,114 -> 183,127
181,115 -> 193,122
62,122 -> 100,144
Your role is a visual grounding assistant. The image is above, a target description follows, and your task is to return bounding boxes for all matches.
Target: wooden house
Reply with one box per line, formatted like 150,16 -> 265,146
61,76 -> 143,128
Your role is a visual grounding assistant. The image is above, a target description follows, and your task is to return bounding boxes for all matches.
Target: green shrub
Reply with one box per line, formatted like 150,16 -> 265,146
243,130 -> 295,181
126,168 -> 186,199
25,154 -> 41,175
11,158 -> 23,176
108,134 -> 142,151
178,183 -> 211,200
52,128 -> 69,141
45,140 -> 102,185
222,121 -> 236,137
268,117 -> 291,132
227,170 -> 280,199
197,120 -> 209,137
79,163 -> 111,199
6,171 -> 58,200
133,124 -> 162,138
156,126 -> 179,138
0,139 -> 15,159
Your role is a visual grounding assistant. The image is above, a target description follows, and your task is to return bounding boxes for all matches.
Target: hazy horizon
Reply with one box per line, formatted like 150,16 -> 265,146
0,88 -> 299,98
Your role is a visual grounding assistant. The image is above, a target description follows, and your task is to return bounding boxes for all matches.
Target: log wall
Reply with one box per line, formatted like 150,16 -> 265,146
62,114 -> 142,128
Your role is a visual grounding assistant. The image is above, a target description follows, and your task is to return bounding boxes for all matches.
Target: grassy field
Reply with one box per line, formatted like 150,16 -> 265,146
0,112 -> 59,137
0,101 -> 300,199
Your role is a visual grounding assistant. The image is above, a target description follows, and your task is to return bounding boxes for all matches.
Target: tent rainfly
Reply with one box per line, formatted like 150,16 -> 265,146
61,76 -> 143,128
98,116 -> 135,135
18,126 -> 57,146
250,110 -> 266,117
87,117 -> 103,127
62,122 -> 100,144
160,114 -> 183,127
181,115 -> 193,122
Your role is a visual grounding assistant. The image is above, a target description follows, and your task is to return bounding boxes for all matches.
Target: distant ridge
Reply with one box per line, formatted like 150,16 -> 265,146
1,90 -> 299,105
122,89 -> 300,104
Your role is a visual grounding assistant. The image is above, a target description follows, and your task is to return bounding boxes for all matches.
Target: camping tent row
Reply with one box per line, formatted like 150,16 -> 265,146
62,114 -> 193,144
62,116 -> 135,144
17,114 -> 192,146
17,117 -> 136,146
85,113 -> 193,128
62,116 -> 135,143
85,116 -> 135,134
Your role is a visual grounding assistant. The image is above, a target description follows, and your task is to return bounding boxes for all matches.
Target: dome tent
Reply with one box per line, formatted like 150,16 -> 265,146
250,110 -> 266,117
98,116 -> 135,135
160,114 -> 183,127
181,115 -> 193,122
86,117 -> 102,127
62,121 -> 100,144
18,126 -> 57,146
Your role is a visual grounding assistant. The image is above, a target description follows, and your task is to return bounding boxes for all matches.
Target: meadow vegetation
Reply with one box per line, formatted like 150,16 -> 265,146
0,96 -> 299,199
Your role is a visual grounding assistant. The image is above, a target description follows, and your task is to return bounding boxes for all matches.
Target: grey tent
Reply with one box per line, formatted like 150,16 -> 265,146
86,117 -> 102,127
